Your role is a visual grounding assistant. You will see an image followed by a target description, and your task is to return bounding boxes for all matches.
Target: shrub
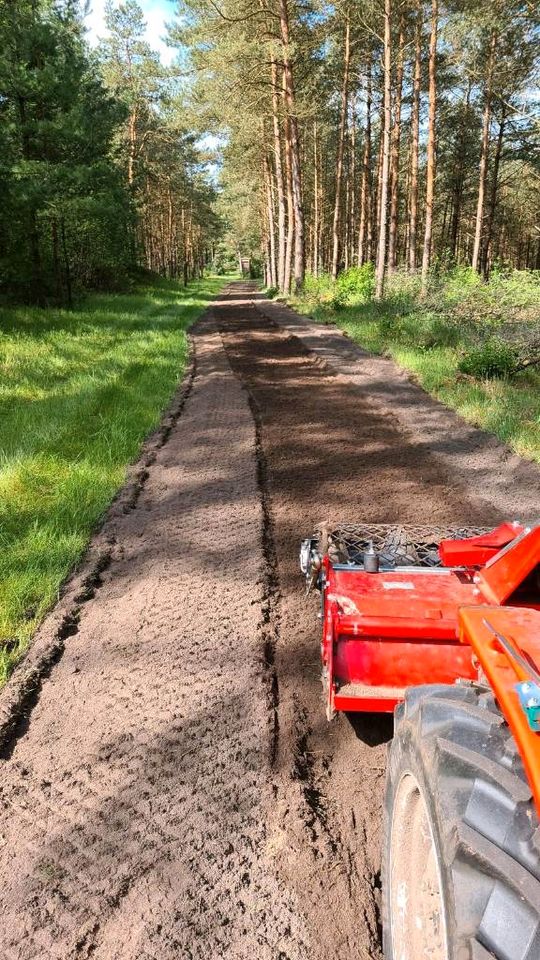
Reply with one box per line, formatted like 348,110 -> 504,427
249,257 -> 263,279
385,269 -> 422,304
302,271 -> 335,304
378,312 -> 402,339
212,247 -> 239,275
448,265 -> 483,289
333,263 -> 375,306
458,339 -> 519,379
416,315 -> 462,350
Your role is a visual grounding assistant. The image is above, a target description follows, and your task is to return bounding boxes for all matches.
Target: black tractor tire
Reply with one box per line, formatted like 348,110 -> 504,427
383,682 -> 540,960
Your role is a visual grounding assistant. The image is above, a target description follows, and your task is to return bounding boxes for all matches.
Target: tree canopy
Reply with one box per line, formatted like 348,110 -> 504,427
0,0 -> 538,304
174,0 -> 540,294
0,0 -> 222,303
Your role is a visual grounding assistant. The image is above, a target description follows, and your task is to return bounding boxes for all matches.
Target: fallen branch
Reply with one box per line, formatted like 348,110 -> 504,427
515,354 -> 540,372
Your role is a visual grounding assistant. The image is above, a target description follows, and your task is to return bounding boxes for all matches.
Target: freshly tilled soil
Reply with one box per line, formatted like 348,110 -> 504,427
0,282 -> 537,960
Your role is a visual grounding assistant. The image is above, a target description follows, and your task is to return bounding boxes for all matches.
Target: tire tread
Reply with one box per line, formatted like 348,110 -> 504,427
385,683 -> 540,960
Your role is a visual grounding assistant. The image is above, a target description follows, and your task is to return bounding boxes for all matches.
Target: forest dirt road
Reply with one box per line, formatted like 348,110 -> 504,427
0,282 -> 538,960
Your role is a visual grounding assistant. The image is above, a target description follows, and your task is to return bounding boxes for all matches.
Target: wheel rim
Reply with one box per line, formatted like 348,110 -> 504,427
389,772 -> 449,960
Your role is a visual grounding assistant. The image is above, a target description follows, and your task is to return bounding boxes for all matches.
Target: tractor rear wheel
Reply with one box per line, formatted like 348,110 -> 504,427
383,683 -> 540,960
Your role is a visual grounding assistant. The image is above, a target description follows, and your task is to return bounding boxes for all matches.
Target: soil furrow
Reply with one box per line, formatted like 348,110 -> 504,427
214,281 -> 533,960
247,391 -> 282,768
0,310 -> 310,960
0,281 -> 537,960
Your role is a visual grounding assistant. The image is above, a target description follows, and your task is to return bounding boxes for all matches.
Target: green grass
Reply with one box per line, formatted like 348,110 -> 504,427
289,267 -> 540,465
0,273 -> 230,681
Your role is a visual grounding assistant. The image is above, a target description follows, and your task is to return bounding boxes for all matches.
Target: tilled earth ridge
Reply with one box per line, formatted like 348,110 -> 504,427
252,287 -> 540,523
214,284 -> 509,960
0,281 -> 536,960
0,315 -> 309,959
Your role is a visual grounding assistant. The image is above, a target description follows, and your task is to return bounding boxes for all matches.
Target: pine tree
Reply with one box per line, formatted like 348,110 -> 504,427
0,0 -> 130,302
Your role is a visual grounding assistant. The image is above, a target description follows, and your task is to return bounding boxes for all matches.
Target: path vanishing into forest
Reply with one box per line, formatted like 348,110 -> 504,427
0,282 -> 538,960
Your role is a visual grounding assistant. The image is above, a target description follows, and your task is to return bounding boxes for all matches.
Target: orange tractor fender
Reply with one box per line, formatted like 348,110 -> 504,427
459,605 -> 540,816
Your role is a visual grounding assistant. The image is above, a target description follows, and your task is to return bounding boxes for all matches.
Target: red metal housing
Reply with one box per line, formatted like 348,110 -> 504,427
319,523 -> 540,717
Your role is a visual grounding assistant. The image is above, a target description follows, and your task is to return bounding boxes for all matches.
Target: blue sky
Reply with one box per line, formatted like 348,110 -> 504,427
85,0 -> 178,64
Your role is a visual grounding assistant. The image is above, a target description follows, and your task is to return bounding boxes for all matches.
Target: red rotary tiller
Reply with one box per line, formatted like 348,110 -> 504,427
301,521 -> 540,959
300,522 -> 540,718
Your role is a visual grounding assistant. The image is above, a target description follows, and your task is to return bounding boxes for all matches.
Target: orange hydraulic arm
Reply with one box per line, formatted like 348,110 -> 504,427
459,606 -> 540,815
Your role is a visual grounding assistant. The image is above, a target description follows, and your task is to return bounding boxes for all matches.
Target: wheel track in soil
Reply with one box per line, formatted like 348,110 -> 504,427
213,282 -> 511,960
0,308 -> 310,960
0,281 -> 537,960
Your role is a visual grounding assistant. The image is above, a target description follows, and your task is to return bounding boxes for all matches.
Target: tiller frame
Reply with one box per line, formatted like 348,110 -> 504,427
300,522 -> 540,719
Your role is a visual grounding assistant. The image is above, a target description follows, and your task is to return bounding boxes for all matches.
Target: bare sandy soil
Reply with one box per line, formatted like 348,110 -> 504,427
0,282 -> 537,960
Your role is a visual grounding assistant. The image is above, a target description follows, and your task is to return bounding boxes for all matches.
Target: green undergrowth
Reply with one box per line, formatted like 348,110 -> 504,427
0,273 -> 229,682
287,267 -> 540,465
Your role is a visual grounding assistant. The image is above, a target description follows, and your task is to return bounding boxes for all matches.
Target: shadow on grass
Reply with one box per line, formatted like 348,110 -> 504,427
290,285 -> 540,465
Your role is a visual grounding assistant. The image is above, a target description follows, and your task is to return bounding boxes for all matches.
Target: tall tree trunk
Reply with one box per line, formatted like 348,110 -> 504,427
27,210 -> 44,304
283,106 -> 295,294
167,182 -> 175,277
482,110 -> 506,278
421,0 -> 438,296
264,154 -> 277,287
51,218 -> 61,301
279,0 -> 305,292
440,196 -> 449,251
388,19 -> 405,271
60,218 -> 73,309
408,2 -> 422,271
525,235 -> 531,269
348,114 -> 356,268
357,56 -> 372,265
17,93 -> 44,304
449,82 -> 472,261
271,59 -> 287,291
472,29 -> 497,272
331,14 -> 351,280
375,128 -> 384,249
127,106 -> 137,187
319,160 -> 325,271
313,121 -> 320,276
375,0 -> 392,300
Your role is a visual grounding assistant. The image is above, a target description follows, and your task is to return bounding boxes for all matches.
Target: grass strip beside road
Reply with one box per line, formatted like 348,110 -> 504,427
0,274 -> 229,681
288,270 -> 540,466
